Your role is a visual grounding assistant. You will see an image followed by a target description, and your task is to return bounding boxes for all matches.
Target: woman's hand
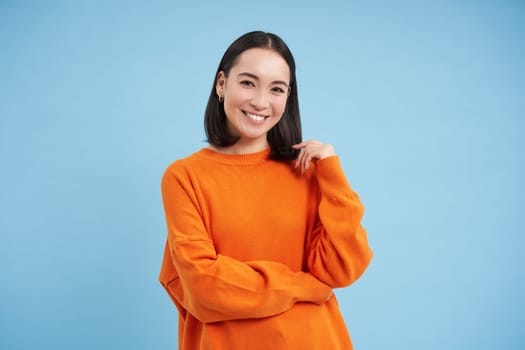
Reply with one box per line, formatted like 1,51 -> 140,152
292,140 -> 336,174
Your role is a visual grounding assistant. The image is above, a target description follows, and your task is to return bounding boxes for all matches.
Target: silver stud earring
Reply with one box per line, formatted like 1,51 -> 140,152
218,95 -> 223,103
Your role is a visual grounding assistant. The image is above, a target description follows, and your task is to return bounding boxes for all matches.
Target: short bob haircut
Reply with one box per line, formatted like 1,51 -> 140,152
204,31 -> 302,161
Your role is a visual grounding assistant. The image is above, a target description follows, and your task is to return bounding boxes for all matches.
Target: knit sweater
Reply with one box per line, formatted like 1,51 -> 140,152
159,147 -> 373,350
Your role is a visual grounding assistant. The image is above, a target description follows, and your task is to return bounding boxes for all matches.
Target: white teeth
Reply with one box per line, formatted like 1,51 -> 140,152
246,112 -> 266,121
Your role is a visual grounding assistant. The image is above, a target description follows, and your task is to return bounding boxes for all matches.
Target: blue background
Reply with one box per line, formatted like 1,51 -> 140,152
1,1 -> 523,349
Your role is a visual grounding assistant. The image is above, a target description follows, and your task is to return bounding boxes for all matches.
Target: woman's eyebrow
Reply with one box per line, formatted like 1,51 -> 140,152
237,72 -> 289,87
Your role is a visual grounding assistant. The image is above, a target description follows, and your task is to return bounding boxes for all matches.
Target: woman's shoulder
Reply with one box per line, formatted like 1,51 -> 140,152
162,148 -> 210,177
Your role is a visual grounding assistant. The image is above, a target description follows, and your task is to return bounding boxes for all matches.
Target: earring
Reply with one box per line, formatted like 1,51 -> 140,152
218,95 -> 223,103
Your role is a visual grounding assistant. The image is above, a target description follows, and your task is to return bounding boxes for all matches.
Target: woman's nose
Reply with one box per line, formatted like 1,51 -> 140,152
249,90 -> 269,110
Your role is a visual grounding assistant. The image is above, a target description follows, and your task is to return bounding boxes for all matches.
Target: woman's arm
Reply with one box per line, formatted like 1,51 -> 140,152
294,141 -> 373,288
159,167 -> 332,324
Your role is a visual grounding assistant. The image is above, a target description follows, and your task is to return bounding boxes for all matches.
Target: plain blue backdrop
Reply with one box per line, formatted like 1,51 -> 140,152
1,1 -> 523,349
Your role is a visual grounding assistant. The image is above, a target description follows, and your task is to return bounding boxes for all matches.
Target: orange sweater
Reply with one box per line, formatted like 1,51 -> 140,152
159,148 -> 373,350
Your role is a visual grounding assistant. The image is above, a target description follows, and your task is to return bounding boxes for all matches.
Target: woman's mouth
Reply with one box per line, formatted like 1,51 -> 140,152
243,111 -> 268,122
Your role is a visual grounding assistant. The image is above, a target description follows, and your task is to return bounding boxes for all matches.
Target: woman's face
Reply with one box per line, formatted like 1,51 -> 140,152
216,48 -> 290,151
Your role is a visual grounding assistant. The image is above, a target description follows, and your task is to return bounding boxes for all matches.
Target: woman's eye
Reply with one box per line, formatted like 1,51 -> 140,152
271,87 -> 285,94
240,80 -> 255,87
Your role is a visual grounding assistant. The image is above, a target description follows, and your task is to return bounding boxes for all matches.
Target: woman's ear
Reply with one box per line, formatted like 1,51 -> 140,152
216,71 -> 225,97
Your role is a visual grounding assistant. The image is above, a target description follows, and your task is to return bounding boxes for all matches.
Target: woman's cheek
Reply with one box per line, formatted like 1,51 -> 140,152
274,97 -> 287,116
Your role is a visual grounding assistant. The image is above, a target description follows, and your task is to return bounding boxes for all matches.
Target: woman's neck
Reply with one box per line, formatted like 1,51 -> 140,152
209,139 -> 269,155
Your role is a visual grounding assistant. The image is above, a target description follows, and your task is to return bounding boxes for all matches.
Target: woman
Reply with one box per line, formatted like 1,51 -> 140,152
159,31 -> 373,350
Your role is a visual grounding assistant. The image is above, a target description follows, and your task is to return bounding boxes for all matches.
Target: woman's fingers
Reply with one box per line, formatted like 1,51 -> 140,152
292,140 -> 335,174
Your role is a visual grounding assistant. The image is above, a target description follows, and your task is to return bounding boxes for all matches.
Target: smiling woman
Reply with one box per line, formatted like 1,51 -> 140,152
158,31 -> 373,350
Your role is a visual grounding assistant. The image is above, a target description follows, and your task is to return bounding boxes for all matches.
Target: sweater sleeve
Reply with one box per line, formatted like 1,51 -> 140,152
159,167 -> 332,324
306,156 -> 373,288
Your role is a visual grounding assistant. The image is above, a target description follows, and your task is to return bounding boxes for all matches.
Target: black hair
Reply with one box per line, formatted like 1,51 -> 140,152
204,31 -> 302,160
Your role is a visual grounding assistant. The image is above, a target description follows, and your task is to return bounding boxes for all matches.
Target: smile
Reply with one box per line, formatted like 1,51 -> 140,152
243,111 -> 268,122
